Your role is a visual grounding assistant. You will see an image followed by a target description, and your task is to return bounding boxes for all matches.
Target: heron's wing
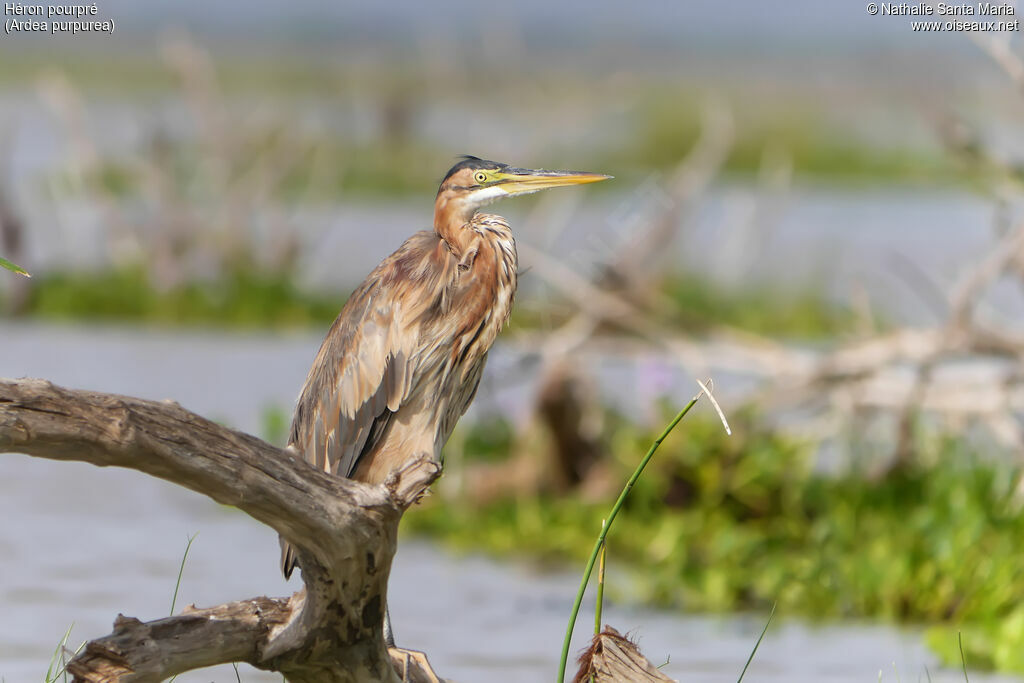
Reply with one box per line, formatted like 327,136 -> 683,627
289,276 -> 417,480
280,278 -> 418,579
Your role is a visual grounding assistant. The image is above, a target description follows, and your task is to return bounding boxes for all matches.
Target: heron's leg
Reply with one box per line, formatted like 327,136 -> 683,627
383,602 -> 396,648
393,649 -> 443,683
385,608 -> 442,682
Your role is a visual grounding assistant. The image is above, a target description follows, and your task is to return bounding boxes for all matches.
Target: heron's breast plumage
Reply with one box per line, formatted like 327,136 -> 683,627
293,215 -> 517,486
352,214 -> 517,483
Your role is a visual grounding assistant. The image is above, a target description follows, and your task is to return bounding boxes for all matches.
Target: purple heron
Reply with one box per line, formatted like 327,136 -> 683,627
280,156 -> 609,640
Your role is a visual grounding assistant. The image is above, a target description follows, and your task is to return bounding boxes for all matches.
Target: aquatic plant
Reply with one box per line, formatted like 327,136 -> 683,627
405,409 -> 1024,674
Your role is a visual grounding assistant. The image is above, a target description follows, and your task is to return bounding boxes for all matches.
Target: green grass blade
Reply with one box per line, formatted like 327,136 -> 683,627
589,538 -> 607,683
736,603 -> 775,683
167,533 -> 199,683
44,623 -> 74,683
0,256 -> 29,277
557,396 -> 701,683
170,533 -> 198,616
594,524 -> 606,636
62,640 -> 85,683
959,632 -> 969,683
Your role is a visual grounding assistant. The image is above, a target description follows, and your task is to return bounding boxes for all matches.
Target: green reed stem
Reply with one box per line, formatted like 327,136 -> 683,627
594,530 -> 606,637
557,396 -> 700,682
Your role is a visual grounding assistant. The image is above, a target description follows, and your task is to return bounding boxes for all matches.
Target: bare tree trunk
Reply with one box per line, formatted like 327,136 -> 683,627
0,378 -> 442,682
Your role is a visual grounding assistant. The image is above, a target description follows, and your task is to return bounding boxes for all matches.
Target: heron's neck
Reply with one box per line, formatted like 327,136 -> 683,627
433,192 -> 478,252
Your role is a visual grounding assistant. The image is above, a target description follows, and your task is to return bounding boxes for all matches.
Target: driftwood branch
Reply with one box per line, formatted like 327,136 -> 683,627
0,378 -> 442,682
71,599 -> 290,680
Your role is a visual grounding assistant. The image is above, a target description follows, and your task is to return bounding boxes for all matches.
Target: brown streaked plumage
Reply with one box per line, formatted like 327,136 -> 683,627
280,157 -> 610,582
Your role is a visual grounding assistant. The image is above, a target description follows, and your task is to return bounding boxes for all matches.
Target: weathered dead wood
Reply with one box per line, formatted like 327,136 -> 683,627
572,626 -> 676,683
0,377 -> 443,682
69,599 -> 290,681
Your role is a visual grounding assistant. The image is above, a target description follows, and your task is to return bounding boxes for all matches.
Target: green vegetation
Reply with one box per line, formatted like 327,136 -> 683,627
43,623 -> 82,683
662,273 -> 862,339
68,124 -> 950,204
608,94 -> 957,187
558,396 -> 701,682
66,114 -> 950,203
12,264 -> 858,341
403,408 -> 1024,673
0,256 -> 30,277
504,274 -> 861,340
21,266 -> 342,328
930,612 -> 1024,673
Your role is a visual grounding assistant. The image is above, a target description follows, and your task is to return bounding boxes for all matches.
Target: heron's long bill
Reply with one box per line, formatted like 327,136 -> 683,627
495,168 -> 612,196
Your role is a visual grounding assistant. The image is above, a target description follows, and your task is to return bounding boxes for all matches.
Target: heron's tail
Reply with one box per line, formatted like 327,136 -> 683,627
278,443 -> 301,579
279,536 -> 298,579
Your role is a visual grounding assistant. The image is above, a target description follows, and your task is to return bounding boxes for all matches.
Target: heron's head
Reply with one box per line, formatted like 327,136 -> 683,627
435,156 -> 611,228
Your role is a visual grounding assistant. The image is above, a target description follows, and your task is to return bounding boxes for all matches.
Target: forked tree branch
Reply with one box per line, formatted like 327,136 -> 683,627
0,378 -> 442,682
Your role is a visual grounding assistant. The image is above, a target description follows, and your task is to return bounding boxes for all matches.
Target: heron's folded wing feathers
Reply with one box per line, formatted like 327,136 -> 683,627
290,280 -> 417,479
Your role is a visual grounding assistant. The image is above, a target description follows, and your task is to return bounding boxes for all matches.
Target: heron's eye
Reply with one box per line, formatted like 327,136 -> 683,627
474,172 -> 488,184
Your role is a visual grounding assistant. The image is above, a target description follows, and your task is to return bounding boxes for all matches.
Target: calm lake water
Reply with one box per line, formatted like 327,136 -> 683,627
1,322 -> 1021,683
